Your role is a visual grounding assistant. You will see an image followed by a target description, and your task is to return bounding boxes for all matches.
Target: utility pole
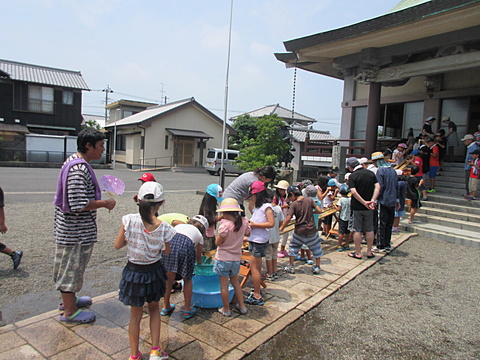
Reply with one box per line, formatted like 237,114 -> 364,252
102,85 -> 114,167
160,83 -> 166,105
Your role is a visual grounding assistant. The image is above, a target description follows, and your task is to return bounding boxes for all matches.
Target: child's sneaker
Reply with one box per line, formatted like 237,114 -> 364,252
129,352 -> 142,360
311,265 -> 321,274
306,259 -> 314,265
149,349 -> 168,360
337,245 -> 343,252
392,227 -> 400,232
266,274 -> 275,281
11,250 -> 23,270
342,244 -> 351,251
245,293 -> 264,306
282,265 -> 295,274
273,272 -> 279,279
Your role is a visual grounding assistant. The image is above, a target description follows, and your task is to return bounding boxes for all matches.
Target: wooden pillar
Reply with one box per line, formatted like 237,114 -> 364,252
365,82 -> 381,157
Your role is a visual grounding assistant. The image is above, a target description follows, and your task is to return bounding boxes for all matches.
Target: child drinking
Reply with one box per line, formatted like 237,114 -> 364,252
214,198 -> 251,316
199,183 -> 223,251
266,189 -> 284,281
322,179 -> 338,237
334,185 -> 351,251
274,180 -> 291,258
245,181 -> 274,306
114,182 -> 173,360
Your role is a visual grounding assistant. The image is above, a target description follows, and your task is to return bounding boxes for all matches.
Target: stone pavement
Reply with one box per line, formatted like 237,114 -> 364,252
0,233 -> 414,360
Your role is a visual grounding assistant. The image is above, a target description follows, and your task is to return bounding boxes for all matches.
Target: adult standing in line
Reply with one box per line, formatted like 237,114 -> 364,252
371,152 -> 398,253
53,128 -> 116,324
222,166 -> 276,213
422,116 -> 436,138
346,157 -> 380,260
442,116 -> 459,162
0,186 -> 23,269
461,134 -> 480,198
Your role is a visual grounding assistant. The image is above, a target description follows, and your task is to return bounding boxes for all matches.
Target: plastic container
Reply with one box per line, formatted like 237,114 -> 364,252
191,263 -> 234,308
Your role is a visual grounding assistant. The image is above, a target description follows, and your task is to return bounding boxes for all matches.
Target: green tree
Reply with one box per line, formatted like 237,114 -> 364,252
228,114 -> 258,150
234,114 -> 290,171
82,119 -> 101,130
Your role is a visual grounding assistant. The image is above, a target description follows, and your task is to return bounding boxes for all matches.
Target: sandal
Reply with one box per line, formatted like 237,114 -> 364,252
183,307 -> 197,319
59,309 -> 96,323
367,254 -> 375,259
348,252 -> 363,260
128,351 -> 142,360
160,303 -> 175,316
59,296 -> 93,311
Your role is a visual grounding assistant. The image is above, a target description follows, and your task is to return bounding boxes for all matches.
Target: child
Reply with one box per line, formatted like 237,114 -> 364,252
214,198 -> 251,316
467,149 -> 480,200
265,190 -> 284,280
322,179 -> 338,237
392,143 -> 407,166
393,172 -> 407,232
406,166 -> 423,224
245,181 -> 274,306
198,183 -> 223,251
160,214 -> 208,320
274,180 -> 291,258
0,186 -> 23,269
279,185 -> 323,275
114,182 -> 173,360
334,185 -> 351,251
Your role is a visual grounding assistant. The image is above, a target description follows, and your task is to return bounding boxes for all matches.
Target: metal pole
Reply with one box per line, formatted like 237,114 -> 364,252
113,109 -> 120,169
220,0 -> 234,189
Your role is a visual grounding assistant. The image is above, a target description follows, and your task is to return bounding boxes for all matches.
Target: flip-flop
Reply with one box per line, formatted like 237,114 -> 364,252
183,307 -> 197,319
367,254 -> 375,259
160,303 -> 175,316
348,252 -> 363,260
59,309 -> 96,323
59,296 -> 93,311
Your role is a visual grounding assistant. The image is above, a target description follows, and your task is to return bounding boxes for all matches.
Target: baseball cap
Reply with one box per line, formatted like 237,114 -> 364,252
327,179 -> 337,187
274,180 -> 290,190
426,116 -> 436,122
398,143 -> 407,148
206,183 -> 223,202
346,157 -> 359,168
138,182 -> 164,202
329,167 -> 339,174
303,185 -> 318,198
412,149 -> 420,156
191,215 -> 209,230
287,185 -> 299,194
461,134 -> 474,141
138,173 -> 156,182
251,180 -> 266,194
442,116 -> 450,122
216,198 -> 243,212
471,149 -> 480,155
371,152 -> 384,161
358,157 -> 368,165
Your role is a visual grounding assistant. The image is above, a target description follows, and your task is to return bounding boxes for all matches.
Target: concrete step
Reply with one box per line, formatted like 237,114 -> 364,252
420,201 -> 480,216
399,218 -> 480,248
422,193 -> 480,207
414,213 -> 480,232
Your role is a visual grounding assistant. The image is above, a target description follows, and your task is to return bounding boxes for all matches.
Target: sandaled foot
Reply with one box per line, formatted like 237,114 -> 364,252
367,254 -> 375,259
128,351 -> 142,360
59,296 -> 93,311
348,252 -> 362,260
59,309 -> 95,323
160,303 -> 175,316
183,307 -> 197,319
218,307 -> 232,317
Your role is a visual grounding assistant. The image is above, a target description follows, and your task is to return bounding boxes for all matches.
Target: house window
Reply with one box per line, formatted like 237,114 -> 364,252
165,135 -> 168,150
116,135 -> 126,151
29,85 -> 54,113
63,90 -> 74,105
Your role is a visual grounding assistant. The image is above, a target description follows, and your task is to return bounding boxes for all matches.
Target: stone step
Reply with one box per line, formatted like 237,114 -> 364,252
399,218 -> 480,248
414,213 -> 480,232
422,193 -> 480,207
420,201 -> 480,216
434,179 -> 465,189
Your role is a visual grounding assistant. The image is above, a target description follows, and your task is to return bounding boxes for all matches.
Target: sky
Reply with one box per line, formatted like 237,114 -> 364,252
1,0 -> 401,136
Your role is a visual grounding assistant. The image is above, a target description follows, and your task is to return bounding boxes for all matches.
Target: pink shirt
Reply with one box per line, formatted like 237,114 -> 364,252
215,218 -> 251,261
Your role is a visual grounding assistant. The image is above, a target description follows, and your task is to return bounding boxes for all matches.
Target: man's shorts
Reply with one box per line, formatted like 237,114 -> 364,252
53,242 -> 94,293
288,232 -> 323,258
213,260 -> 240,277
469,177 -> 479,193
352,210 -> 374,233
338,218 -> 351,235
429,166 -> 438,178
248,241 -> 268,258
265,242 -> 279,260
410,199 -> 421,209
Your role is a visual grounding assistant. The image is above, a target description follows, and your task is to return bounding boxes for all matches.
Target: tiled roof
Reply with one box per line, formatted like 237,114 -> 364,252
290,126 -> 336,143
231,104 -> 316,124
0,59 -> 89,90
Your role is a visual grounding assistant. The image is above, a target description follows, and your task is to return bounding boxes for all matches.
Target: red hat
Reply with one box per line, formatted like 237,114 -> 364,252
251,180 -> 266,194
138,173 -> 156,182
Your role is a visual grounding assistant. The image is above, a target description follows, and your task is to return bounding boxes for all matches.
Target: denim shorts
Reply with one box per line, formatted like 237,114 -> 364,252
429,166 -> 438,178
248,241 -> 268,258
213,260 -> 240,277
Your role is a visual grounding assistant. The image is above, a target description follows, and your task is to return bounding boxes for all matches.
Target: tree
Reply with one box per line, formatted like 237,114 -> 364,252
82,119 -> 101,130
234,114 -> 290,171
229,114 -> 258,150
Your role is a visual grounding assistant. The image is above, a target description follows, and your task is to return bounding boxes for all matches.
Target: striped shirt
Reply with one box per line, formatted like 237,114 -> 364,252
54,154 -> 98,245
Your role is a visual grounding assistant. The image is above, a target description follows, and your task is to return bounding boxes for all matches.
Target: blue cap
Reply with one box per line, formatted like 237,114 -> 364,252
206,184 -> 223,202
327,179 -> 337,187
412,149 -> 420,155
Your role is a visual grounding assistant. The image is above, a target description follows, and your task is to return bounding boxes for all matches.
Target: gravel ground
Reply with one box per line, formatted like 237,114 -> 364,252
0,192 -> 203,325
245,236 -> 480,360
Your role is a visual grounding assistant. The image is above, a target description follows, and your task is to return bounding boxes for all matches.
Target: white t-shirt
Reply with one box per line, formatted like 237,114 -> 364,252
268,205 -> 284,244
174,224 -> 204,245
248,203 -> 272,244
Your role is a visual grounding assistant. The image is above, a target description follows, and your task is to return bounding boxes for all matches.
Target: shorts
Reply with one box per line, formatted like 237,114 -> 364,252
288,232 -> 323,258
248,241 -> 268,258
352,210 -> 374,233
395,210 -> 406,217
161,233 -> 196,279
213,260 -> 240,277
469,177 -> 479,193
265,242 -> 279,260
429,166 -> 438,178
410,199 -> 421,209
420,174 -> 428,190
338,218 -> 351,235
53,242 -> 94,293
323,214 -> 333,226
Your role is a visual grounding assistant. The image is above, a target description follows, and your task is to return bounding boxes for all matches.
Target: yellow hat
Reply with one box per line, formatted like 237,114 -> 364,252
216,198 -> 244,212
371,152 -> 384,161
274,180 -> 290,190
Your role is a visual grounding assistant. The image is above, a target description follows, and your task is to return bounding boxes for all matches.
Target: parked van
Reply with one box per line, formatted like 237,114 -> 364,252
204,148 -> 243,175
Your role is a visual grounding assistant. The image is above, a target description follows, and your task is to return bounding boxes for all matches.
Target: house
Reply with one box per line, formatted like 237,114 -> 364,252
232,104 -> 337,180
275,0 -> 480,160
104,97 -> 236,169
0,59 -> 89,161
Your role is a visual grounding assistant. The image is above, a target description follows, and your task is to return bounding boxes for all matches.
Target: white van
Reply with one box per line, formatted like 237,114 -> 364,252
204,148 -> 243,175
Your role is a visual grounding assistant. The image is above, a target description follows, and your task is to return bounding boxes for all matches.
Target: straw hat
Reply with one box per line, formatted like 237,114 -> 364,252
216,198 -> 244,212
274,180 -> 290,190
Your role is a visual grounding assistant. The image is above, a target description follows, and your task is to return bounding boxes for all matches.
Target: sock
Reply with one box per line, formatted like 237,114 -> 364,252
151,347 -> 160,351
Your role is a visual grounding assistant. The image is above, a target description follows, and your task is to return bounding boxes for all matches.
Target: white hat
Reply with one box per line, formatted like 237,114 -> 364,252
138,182 -> 164,202
358,157 -> 368,164
461,134 -> 474,141
192,215 -> 209,230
